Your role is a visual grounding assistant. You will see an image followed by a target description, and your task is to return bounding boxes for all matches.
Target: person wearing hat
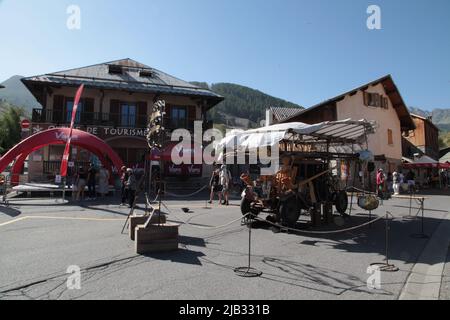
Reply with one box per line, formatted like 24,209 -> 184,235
376,168 -> 385,198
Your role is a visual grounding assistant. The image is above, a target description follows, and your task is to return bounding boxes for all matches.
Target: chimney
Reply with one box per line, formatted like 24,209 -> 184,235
266,108 -> 274,127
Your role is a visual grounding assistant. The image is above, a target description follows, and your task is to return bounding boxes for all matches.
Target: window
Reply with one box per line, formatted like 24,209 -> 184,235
139,70 -> 153,78
109,65 -> 123,75
66,100 -> 83,123
364,92 -> 389,109
170,107 -> 187,129
388,129 -> 394,145
121,104 -> 136,127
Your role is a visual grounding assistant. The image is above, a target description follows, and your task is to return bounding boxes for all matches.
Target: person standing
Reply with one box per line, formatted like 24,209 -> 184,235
406,170 -> 416,193
387,172 -> 393,194
98,165 -> 110,198
120,166 -> 128,206
208,166 -> 222,205
126,168 -> 137,208
87,163 -> 97,200
393,171 -> 400,195
376,169 -> 385,198
220,164 -> 231,206
75,166 -> 87,201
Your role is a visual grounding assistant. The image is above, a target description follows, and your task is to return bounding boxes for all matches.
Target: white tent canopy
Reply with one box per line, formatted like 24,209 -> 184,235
215,119 -> 376,160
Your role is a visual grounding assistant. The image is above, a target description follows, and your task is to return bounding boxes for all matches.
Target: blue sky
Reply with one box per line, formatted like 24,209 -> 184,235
0,0 -> 449,111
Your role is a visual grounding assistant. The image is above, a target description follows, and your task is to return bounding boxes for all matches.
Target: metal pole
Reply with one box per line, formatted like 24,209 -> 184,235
385,213 -> 389,266
421,199 -> 425,235
62,177 -> 66,203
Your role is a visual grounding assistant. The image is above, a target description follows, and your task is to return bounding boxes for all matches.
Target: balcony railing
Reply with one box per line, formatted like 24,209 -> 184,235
32,109 -> 214,132
32,109 -> 148,128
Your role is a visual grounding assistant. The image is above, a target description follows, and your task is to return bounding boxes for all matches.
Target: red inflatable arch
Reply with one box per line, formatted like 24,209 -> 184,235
0,128 -> 124,185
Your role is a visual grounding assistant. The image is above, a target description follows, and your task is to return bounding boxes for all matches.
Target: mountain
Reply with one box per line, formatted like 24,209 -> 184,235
191,82 -> 303,128
0,75 -> 41,115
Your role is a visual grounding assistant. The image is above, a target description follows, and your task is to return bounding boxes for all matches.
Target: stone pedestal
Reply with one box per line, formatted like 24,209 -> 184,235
135,223 -> 179,255
129,215 -> 166,241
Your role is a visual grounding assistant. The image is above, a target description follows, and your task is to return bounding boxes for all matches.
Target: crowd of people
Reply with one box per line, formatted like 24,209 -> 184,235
375,167 -> 449,198
72,163 -> 110,201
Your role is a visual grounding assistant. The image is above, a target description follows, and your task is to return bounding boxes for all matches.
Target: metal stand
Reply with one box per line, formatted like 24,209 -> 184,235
411,198 -> 429,239
371,213 -> 399,272
234,216 -> 262,278
203,199 -> 212,210
62,177 -> 66,202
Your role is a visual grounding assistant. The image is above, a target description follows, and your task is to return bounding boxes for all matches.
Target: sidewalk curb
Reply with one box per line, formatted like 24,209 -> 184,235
399,213 -> 450,300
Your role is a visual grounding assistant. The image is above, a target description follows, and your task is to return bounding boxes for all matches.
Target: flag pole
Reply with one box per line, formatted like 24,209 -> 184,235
60,84 -> 84,203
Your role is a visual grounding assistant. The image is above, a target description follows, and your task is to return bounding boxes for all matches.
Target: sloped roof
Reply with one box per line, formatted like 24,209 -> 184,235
270,106 -> 304,122
410,113 -> 440,132
282,75 -> 415,131
21,58 -> 223,105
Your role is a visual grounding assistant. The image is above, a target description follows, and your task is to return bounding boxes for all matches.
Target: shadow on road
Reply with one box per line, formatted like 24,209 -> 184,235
0,206 -> 22,217
143,248 -> 206,266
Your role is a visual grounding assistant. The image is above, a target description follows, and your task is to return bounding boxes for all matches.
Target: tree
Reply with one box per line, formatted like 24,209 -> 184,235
0,103 -> 25,155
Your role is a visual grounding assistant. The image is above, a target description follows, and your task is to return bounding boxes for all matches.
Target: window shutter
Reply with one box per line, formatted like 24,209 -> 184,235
84,98 -> 94,112
188,106 -> 196,121
137,102 -> 147,127
84,98 -> 94,124
363,92 -> 369,106
110,99 -> 121,126
388,129 -> 393,145
53,95 -> 64,123
375,94 -> 381,108
53,95 -> 64,110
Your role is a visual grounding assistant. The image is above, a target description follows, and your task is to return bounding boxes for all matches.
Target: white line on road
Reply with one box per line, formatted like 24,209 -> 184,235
0,215 -> 125,227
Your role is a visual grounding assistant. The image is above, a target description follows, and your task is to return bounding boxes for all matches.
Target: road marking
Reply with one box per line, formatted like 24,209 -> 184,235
0,215 -> 126,227
0,217 -> 29,227
28,216 -> 126,222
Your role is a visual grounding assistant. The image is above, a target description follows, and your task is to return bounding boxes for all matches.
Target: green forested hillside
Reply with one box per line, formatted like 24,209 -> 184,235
191,82 -> 303,128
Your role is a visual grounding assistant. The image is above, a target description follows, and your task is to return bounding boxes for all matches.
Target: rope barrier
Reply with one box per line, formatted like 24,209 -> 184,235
160,202 -> 252,230
346,186 -> 376,195
253,214 -> 386,235
164,185 -> 208,198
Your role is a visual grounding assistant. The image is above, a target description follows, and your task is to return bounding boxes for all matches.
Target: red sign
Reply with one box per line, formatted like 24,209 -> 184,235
21,119 -> 31,130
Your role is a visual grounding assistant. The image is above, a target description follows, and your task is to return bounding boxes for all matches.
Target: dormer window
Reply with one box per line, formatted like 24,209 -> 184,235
139,70 -> 153,78
108,64 -> 123,75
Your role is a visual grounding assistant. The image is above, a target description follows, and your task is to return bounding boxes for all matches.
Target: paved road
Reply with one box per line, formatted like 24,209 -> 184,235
0,193 -> 449,300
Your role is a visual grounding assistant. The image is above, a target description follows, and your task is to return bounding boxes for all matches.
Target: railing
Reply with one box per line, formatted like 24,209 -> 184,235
32,109 -> 148,128
43,161 -> 91,174
32,109 -> 214,133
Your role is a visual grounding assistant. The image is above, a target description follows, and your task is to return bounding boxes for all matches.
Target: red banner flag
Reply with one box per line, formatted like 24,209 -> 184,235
60,84 -> 84,177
